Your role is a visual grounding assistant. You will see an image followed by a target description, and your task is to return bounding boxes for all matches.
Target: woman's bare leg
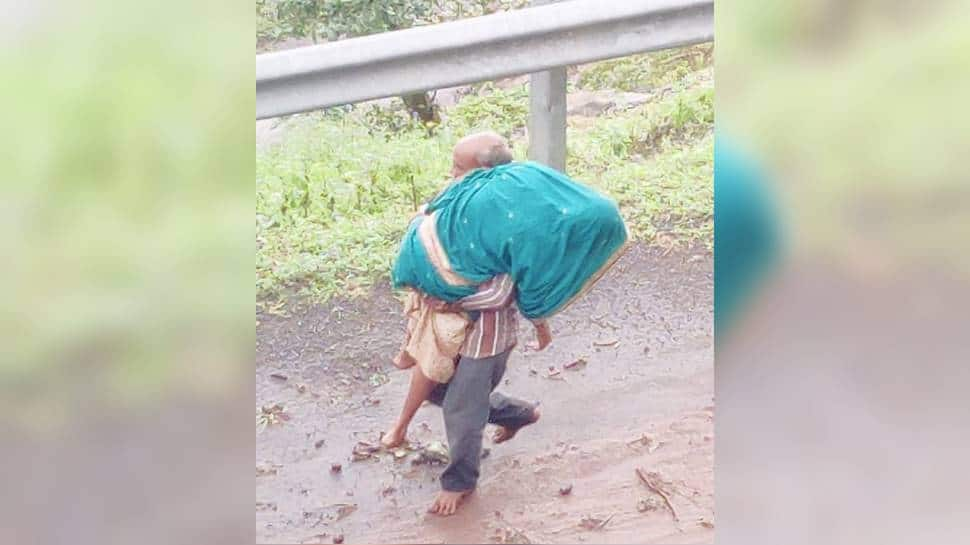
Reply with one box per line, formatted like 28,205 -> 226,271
382,365 -> 439,448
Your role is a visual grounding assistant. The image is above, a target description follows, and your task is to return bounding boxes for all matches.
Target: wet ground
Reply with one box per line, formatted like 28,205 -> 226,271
256,244 -> 714,544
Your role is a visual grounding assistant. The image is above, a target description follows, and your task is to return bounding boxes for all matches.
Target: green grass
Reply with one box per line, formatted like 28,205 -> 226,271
257,54 -> 713,305
569,85 -> 713,244
577,44 -> 713,93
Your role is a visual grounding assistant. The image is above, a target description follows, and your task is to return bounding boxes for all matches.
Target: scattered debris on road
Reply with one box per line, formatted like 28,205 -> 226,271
411,441 -> 449,466
544,366 -> 564,379
626,433 -> 662,453
351,441 -> 381,462
491,525 -> 533,544
257,462 -> 281,476
270,373 -> 288,381
637,497 -> 662,512
563,358 -> 587,370
636,468 -> 679,521
330,463 -> 342,474
333,503 -> 357,521
592,338 -> 619,347
258,404 -> 290,430
558,484 -> 573,496
579,513 -> 614,530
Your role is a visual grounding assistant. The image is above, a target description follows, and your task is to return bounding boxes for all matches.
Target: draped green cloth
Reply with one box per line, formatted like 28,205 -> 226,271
392,161 -> 628,320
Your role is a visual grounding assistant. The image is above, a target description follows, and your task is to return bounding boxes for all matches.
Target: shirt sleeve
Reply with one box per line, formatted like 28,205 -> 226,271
458,274 -> 515,311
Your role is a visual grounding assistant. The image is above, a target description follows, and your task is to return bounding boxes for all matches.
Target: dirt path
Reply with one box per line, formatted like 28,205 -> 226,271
256,244 -> 714,544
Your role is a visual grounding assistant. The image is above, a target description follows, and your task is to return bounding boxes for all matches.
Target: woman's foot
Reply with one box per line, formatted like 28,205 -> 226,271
380,423 -> 408,449
392,353 -> 416,370
493,405 -> 541,444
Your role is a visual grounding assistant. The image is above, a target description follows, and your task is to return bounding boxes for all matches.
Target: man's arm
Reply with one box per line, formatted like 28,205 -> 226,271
457,274 -> 552,351
456,274 -> 514,312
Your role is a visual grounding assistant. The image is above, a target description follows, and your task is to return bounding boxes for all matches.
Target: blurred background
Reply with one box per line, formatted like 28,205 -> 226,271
716,0 -> 970,543
0,0 -> 252,544
2,0 -> 969,543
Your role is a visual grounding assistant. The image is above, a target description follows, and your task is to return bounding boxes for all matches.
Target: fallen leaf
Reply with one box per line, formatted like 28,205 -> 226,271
330,463 -> 342,474
698,519 -> 714,529
558,484 -> 573,496
315,439 -> 326,449
334,503 -> 357,520
257,463 -> 280,476
351,441 -> 381,462
563,358 -> 587,370
258,404 -> 289,428
578,513 -> 614,530
270,373 -> 288,381
593,338 -> 619,347
332,535 -> 344,544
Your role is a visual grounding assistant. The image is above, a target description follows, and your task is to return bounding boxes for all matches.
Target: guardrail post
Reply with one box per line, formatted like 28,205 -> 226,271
528,0 -> 567,173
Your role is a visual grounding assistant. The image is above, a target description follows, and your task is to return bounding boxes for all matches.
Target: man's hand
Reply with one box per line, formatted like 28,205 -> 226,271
532,320 -> 552,351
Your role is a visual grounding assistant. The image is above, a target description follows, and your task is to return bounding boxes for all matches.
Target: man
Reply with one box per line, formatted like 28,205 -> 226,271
391,130 -> 625,515
387,132 -> 548,516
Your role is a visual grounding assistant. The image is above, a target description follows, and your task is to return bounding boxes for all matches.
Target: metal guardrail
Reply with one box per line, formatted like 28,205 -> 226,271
256,0 -> 713,119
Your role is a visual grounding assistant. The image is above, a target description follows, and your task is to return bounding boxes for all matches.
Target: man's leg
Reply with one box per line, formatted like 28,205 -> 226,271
486,356 -> 541,443
429,350 -> 509,515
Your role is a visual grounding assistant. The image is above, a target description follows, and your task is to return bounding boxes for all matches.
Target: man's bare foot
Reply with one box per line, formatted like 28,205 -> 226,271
380,424 -> 407,449
428,489 -> 472,516
493,405 -> 541,444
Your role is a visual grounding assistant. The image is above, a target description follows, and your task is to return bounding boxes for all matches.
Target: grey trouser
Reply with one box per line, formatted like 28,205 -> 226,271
427,349 -> 536,492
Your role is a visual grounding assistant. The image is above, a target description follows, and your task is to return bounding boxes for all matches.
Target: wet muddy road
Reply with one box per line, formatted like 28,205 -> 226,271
257,245 -> 714,544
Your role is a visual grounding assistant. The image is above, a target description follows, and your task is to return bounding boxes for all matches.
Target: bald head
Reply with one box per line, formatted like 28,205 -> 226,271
450,131 -> 513,179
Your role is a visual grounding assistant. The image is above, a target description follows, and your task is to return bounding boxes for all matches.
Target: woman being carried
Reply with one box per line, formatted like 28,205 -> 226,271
382,131 -> 626,449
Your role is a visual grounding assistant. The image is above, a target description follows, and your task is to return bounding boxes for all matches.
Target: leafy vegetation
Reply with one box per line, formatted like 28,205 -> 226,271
257,0 -> 529,46
257,59 -> 712,304
569,86 -> 714,244
578,44 -> 713,92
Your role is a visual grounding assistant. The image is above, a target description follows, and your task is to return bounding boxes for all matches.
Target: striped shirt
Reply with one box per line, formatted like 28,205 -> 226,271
456,274 -> 520,359
411,207 -> 544,358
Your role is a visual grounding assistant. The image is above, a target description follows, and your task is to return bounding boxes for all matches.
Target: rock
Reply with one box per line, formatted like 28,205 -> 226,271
412,441 -> 450,466
567,91 -> 613,117
566,90 -> 652,117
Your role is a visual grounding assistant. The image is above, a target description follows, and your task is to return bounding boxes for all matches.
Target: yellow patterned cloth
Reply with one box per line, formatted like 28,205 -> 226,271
393,290 -> 472,383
